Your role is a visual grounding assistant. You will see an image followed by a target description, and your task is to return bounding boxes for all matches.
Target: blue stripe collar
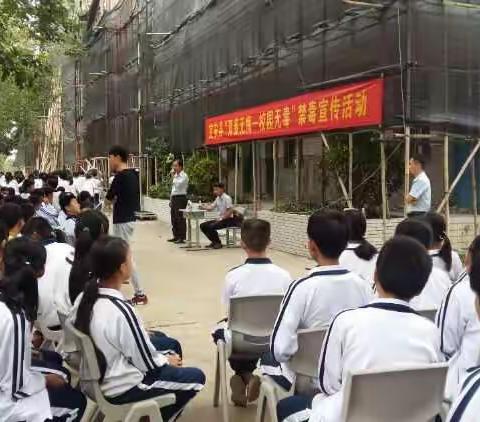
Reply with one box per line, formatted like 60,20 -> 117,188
362,300 -> 417,314
245,258 -> 272,265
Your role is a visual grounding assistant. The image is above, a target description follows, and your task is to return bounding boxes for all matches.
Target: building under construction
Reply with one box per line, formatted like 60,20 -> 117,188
66,0 -> 480,224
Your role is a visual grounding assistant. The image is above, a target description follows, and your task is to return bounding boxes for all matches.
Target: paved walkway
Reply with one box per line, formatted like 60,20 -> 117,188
122,220 -> 311,422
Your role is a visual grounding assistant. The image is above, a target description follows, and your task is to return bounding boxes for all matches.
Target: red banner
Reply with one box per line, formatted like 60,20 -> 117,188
205,78 -> 384,145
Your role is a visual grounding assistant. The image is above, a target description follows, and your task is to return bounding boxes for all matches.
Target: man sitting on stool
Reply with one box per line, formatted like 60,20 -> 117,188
200,182 -> 242,249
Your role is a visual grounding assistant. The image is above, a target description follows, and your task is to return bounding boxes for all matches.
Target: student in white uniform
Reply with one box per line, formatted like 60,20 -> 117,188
0,202 -> 25,240
446,249 -> 480,422
35,188 -> 60,228
72,171 -> 85,195
395,218 -> 451,310
277,236 -> 443,422
212,219 -> 292,406
74,236 -> 205,420
339,209 -> 378,285
424,212 -> 463,282
58,192 -> 81,245
0,237 -> 86,421
4,172 -> 19,195
437,235 -> 480,400
259,210 -> 373,391
22,217 -> 74,331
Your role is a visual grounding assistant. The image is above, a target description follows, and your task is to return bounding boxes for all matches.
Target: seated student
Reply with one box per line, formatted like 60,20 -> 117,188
199,182 -> 243,249
277,236 -> 443,422
395,218 -> 451,310
212,218 -> 292,406
437,235 -> 480,400
259,210 -> 373,391
58,192 -> 81,245
339,209 -> 378,285
0,237 -> 86,421
78,190 -> 94,210
0,202 -> 25,240
424,212 -> 463,282
446,249 -> 480,421
35,188 -> 60,228
4,171 -> 19,195
22,217 -> 74,333
20,177 -> 35,199
74,236 -> 205,420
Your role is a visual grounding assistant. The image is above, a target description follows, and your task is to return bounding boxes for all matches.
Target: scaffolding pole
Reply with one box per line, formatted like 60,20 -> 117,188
252,142 -> 257,216
273,141 -> 278,209
444,135 -> 450,232
321,133 -> 352,208
218,146 -> 222,181
380,137 -> 387,242
154,156 -> 158,185
404,126 -> 411,217
471,146 -> 478,234
437,139 -> 480,212
349,133 -> 353,205
295,138 -> 301,202
234,144 -> 239,204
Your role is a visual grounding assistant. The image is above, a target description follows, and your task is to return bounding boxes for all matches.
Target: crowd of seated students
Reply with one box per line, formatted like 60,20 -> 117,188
215,209 -> 480,422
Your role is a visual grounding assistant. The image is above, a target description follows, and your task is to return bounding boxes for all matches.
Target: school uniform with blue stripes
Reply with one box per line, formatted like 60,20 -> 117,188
436,272 -> 480,399
430,249 -> 464,283
447,366 -> 480,422
277,298 -> 443,422
85,288 -> 205,421
339,243 -> 377,285
410,266 -> 452,311
260,265 -> 373,391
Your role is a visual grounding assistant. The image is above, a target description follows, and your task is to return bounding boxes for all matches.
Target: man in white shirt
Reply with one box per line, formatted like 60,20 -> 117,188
168,159 -> 189,244
406,154 -> 431,217
200,182 -> 242,249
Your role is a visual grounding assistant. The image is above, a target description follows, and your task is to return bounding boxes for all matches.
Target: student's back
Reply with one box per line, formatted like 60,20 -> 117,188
410,266 -> 451,310
339,245 -> 377,285
223,258 -> 291,307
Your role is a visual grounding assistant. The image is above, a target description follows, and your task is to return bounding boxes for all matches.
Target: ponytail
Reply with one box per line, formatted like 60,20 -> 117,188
439,235 -> 453,272
354,239 -> 378,261
74,279 -> 107,381
69,229 -> 95,304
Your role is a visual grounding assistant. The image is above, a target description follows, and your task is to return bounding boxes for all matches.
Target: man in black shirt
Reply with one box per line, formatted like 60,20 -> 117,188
106,145 -> 148,305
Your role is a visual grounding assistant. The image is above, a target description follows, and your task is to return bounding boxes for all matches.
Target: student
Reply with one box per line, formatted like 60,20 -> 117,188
106,145 -> 147,305
339,209 -> 378,285
213,219 -> 292,406
81,171 -> 96,197
0,202 -> 25,240
395,218 -> 451,310
200,182 -> 242,249
33,170 -> 43,189
4,171 -> 19,195
0,237 -> 86,421
22,217 -> 74,333
72,171 -> 85,195
424,212 -> 463,282
78,190 -> 94,210
20,177 -> 35,199
58,192 -> 81,245
446,248 -> 480,421
259,210 -> 373,392
74,236 -> 205,420
277,236 -> 443,422
35,187 -> 60,228
437,235 -> 480,401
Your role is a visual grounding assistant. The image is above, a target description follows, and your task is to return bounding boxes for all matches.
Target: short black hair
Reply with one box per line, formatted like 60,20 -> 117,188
0,203 -> 23,230
59,192 -> 76,212
307,210 -> 348,259
241,219 -> 271,253
108,145 -> 128,162
376,236 -> 432,301
411,153 -> 426,168
395,218 -> 433,249
213,182 -> 225,189
174,159 -> 184,168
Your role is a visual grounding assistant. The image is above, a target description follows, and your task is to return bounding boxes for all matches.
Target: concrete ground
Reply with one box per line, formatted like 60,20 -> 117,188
120,219 -> 311,422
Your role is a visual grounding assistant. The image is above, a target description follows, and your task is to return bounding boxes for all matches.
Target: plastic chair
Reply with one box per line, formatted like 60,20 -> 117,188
67,320 -> 176,422
340,363 -> 449,422
418,309 -> 437,323
255,328 -> 327,422
35,320 -> 63,352
213,295 -> 283,422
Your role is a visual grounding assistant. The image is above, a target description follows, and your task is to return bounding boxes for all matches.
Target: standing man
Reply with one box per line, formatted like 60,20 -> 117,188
200,182 -> 242,249
406,154 -> 431,218
106,145 -> 148,305
168,159 -> 189,244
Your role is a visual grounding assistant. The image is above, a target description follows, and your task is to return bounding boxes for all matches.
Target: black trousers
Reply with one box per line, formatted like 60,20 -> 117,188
171,195 -> 188,240
200,216 -> 242,245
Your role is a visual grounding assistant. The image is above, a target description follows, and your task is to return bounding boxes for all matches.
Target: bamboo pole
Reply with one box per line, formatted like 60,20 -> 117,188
252,142 -> 257,216
273,141 -> 278,209
404,126 -> 411,217
349,133 -> 353,205
234,144 -> 239,204
444,135 -> 450,233
295,138 -> 301,202
154,156 -> 158,185
380,137 -> 387,242
218,146 -> 222,181
437,139 -> 480,212
471,146 -> 478,234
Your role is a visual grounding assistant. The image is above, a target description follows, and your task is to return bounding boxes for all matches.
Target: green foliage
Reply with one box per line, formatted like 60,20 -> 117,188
148,181 -> 171,200
144,137 -> 174,180
185,152 -> 218,199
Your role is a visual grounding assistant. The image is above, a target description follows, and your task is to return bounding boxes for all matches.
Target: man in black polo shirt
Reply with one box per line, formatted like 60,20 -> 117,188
106,145 -> 148,305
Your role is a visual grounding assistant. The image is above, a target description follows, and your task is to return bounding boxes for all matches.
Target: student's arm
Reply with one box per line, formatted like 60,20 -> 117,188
110,306 -> 169,372
436,288 -> 465,358
270,282 -> 305,363
318,311 -> 348,396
